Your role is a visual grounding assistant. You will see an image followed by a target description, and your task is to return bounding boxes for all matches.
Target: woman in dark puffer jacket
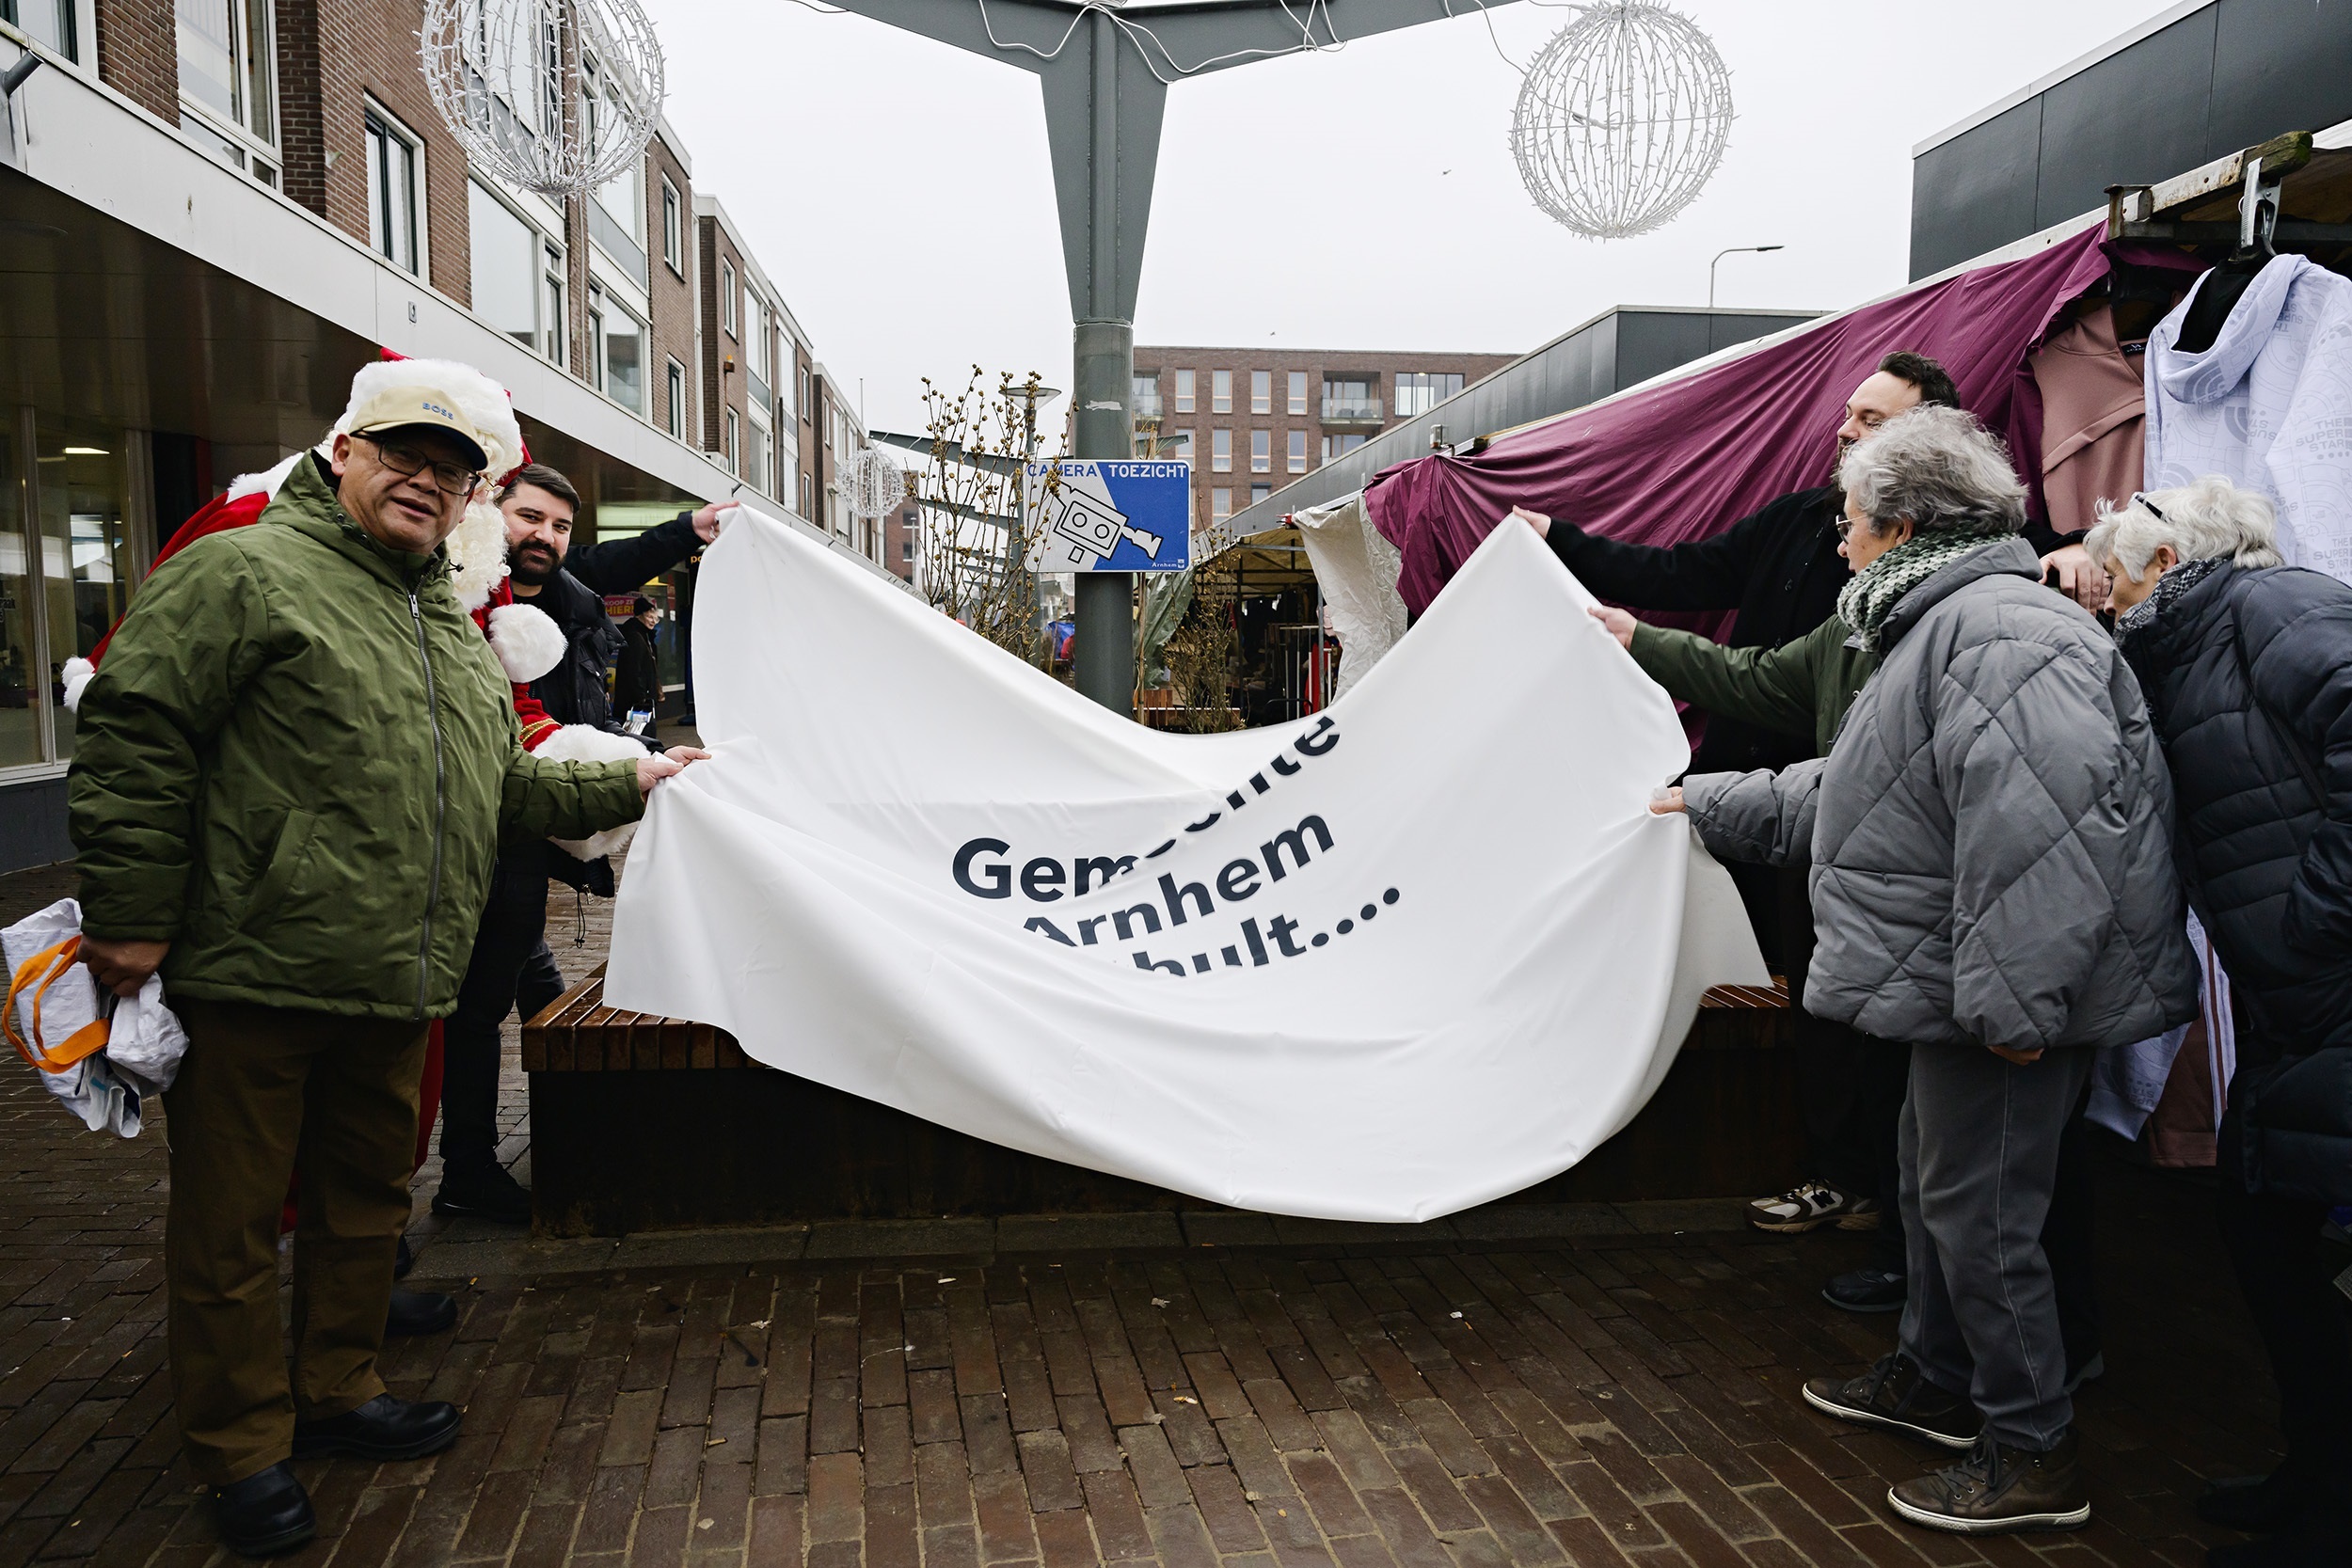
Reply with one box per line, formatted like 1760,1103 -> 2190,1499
2089,478 -> 2352,1568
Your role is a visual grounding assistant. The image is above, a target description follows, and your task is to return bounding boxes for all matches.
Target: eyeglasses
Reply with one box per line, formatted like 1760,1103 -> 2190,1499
353,433 -> 483,498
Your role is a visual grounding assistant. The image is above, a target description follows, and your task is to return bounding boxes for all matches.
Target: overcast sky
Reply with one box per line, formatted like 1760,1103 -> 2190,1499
650,0 -> 2168,439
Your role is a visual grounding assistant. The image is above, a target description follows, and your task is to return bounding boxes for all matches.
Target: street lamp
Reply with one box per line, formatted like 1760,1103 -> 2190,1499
1708,244 -> 1783,309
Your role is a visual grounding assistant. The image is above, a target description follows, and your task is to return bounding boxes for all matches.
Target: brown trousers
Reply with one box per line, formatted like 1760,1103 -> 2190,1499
163,999 -> 426,1485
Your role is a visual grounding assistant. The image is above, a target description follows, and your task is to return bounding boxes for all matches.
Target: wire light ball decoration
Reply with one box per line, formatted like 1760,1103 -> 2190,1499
421,0 -> 664,200
1510,1 -> 1733,241
842,445 -> 908,520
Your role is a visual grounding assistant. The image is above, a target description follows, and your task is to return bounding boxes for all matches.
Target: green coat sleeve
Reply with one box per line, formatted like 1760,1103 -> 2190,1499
68,539 -> 272,942
1627,616 -> 1830,745
500,748 -> 646,841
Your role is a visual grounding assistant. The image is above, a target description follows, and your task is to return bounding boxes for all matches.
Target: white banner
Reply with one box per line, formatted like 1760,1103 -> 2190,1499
606,514 -> 1766,1223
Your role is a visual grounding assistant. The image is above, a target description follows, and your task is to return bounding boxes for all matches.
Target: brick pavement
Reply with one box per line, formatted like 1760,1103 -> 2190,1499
0,861 -> 2298,1567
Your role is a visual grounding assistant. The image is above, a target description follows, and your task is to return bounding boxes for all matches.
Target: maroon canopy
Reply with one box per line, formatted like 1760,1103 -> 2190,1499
1364,225 -> 2126,620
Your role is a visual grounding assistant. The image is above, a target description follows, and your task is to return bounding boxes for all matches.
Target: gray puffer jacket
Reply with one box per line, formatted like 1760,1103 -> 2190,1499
1683,535 -> 2199,1053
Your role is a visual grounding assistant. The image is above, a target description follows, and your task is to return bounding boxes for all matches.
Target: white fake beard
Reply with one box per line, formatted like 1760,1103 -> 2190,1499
445,499 -> 511,611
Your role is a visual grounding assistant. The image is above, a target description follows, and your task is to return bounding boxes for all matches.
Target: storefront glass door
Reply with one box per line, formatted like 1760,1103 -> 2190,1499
37,420 -> 135,759
0,427 -> 39,768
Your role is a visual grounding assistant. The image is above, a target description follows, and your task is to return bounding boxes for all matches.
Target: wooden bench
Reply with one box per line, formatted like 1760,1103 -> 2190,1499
522,973 -> 1800,1237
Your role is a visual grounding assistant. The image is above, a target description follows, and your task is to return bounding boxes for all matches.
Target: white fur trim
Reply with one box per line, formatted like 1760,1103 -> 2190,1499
60,657 -> 93,712
446,499 -> 512,611
534,724 -> 648,862
225,451 -> 306,502
485,602 -> 564,683
340,358 -> 524,480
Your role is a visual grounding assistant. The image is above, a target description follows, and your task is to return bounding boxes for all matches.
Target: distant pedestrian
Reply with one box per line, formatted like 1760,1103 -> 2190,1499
2090,479 -> 2352,1567
1662,405 -> 2197,1534
67,359 -> 698,1558
615,594 -> 663,733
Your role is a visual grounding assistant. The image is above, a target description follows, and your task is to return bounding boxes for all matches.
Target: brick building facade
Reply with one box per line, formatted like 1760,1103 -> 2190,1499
1131,346 -> 1517,531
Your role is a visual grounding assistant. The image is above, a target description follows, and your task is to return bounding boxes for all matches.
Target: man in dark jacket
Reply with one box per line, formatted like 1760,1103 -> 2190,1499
614,595 -> 663,731
431,466 -> 724,1222
1515,352 -> 1961,1292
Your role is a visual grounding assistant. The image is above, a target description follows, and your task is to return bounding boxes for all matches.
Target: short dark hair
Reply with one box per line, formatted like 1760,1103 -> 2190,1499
498,462 -> 580,513
630,595 -> 655,616
1877,351 -> 1960,411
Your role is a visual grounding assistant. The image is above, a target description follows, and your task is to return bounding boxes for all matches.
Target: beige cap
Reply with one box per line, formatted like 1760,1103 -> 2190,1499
337,358 -> 525,478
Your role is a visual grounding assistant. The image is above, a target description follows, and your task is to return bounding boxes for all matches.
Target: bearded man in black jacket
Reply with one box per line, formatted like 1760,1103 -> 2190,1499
431,465 -> 723,1223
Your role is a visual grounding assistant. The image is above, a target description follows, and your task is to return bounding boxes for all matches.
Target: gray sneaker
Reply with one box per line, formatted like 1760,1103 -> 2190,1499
1802,1353 -> 1981,1449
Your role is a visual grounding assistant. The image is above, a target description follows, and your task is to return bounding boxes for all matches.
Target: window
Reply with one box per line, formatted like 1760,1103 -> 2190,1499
1211,488 -> 1232,523
1132,373 -> 1160,419
1250,371 -> 1271,415
1249,430 -> 1270,474
1211,429 -> 1231,473
798,366 -> 810,418
176,0 -> 277,183
721,261 -> 737,336
666,358 -> 686,438
744,298 -> 766,382
1174,369 -> 1195,414
745,419 -> 771,496
583,59 -> 644,244
1288,372 -> 1308,416
1212,370 -> 1232,414
776,346 -> 798,422
903,538 -> 915,562
6,0 -> 75,58
1250,483 -> 1270,504
724,408 -> 739,475
364,108 -> 421,276
1393,372 -> 1465,419
542,245 -> 566,364
1170,430 -> 1195,462
1322,433 -> 1368,464
469,182 -> 539,352
1323,378 -> 1378,420
1288,430 -> 1308,473
660,181 -> 682,273
589,286 -> 644,415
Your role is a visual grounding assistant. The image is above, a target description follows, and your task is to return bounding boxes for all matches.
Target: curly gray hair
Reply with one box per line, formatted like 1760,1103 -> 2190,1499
2083,476 -> 2282,579
1837,404 -> 2026,538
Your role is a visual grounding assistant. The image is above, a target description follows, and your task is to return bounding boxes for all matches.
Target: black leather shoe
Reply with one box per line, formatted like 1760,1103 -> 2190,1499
1822,1267 -> 1906,1313
394,1234 -> 416,1280
385,1289 -> 457,1338
430,1164 -> 533,1225
213,1462 -> 315,1557
292,1393 -> 463,1462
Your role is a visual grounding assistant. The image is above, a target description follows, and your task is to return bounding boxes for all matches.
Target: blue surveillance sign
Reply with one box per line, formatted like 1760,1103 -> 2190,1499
1025,460 -> 1192,574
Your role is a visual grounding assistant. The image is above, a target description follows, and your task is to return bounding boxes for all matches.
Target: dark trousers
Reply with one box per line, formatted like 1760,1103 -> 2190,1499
2217,1116 -> 2352,1491
1900,1044 -> 2094,1449
440,842 -> 551,1176
165,1001 -> 426,1484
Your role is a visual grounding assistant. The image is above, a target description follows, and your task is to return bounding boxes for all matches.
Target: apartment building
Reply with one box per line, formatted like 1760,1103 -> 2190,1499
0,1 -> 890,870
1130,347 -> 1517,531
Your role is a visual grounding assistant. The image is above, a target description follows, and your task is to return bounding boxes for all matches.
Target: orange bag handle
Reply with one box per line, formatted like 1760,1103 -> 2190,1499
5,936 -> 111,1074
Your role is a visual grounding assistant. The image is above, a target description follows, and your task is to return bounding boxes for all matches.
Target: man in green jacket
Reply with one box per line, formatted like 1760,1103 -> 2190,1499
69,359 -> 699,1557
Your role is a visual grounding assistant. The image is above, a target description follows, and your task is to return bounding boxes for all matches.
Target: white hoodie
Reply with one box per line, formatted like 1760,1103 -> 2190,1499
2145,253 -> 2352,582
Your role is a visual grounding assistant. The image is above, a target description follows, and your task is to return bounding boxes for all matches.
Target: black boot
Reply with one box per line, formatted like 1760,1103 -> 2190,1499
292,1393 -> 463,1462
386,1289 -> 457,1338
394,1233 -> 415,1280
212,1462 -> 315,1557
430,1164 -> 532,1225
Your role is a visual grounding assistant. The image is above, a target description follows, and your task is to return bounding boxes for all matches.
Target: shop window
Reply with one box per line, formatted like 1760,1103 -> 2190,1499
176,0 -> 278,184
364,106 -> 422,276
1250,371 -> 1271,415
1211,429 -> 1231,473
0,425 -> 37,768
1287,371 -> 1307,416
1288,430 -> 1307,473
1212,370 -> 1232,414
1174,369 -> 1195,414
1250,430 -> 1270,474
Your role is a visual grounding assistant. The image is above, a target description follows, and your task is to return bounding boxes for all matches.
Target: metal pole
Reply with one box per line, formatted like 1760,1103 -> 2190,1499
1071,10 -> 1134,715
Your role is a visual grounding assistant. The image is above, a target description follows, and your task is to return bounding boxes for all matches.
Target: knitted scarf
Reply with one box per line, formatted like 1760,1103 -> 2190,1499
1835,530 -> 2006,653
2114,554 -> 2226,647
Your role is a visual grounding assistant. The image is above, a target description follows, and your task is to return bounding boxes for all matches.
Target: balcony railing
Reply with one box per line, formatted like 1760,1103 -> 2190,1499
1322,396 -> 1383,424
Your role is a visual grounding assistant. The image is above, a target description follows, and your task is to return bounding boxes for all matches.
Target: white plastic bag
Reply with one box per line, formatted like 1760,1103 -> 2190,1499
2,897 -> 187,1138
